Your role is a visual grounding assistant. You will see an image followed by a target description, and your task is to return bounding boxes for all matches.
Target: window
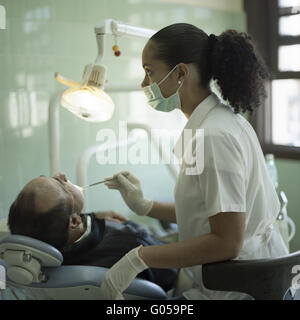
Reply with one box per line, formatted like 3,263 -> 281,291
272,79 -> 300,147
245,0 -> 300,159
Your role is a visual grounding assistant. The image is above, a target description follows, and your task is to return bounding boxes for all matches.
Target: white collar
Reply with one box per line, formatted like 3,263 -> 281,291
74,215 -> 91,244
173,93 -> 220,160
184,92 -> 220,130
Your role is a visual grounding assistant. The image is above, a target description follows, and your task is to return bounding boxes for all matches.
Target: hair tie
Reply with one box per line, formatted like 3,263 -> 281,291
208,34 -> 218,75
208,34 -> 218,51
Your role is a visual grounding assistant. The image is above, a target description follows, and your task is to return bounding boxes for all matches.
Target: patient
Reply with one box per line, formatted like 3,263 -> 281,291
7,173 -> 177,292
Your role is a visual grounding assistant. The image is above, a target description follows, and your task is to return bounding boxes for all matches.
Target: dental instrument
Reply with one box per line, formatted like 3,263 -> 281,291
82,172 -> 130,189
82,177 -> 113,189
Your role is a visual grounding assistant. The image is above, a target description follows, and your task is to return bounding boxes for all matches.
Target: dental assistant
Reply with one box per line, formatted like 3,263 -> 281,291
99,23 -> 289,300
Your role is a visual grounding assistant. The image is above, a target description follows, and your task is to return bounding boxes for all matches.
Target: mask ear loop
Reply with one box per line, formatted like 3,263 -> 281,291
157,64 -> 179,86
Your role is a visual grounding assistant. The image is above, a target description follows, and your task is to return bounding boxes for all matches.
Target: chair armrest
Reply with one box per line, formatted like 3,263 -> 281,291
202,252 -> 300,300
16,265 -> 168,300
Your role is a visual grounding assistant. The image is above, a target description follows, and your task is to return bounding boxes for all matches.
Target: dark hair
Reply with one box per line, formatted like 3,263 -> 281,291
150,23 -> 269,114
8,189 -> 72,250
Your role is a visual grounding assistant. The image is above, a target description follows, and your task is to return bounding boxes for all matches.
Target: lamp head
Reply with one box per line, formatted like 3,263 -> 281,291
55,64 -> 114,122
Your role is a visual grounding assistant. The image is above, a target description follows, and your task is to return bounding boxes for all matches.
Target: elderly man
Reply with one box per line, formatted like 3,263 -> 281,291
7,173 -> 177,292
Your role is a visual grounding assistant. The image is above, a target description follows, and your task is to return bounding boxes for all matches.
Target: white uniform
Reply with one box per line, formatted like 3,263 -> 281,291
173,93 -> 289,300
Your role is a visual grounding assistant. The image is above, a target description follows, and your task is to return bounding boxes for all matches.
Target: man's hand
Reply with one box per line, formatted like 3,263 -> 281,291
94,211 -> 128,224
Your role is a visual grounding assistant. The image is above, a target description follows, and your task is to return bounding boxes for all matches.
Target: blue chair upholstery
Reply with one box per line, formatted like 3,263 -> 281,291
0,234 -> 167,300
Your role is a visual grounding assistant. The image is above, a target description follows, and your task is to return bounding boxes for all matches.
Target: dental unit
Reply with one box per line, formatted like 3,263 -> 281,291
49,19 -> 156,176
54,19 -> 156,122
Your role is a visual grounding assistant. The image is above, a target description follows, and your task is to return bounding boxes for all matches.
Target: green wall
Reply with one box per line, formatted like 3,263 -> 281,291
1,0 -> 299,249
0,0 -> 246,224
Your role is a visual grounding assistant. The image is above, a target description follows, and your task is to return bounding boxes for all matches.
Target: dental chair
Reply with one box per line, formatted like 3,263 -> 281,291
0,234 -> 168,300
202,251 -> 300,300
2,235 -> 300,301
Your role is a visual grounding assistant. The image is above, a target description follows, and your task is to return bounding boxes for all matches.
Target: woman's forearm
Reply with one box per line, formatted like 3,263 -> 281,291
147,201 -> 177,223
139,233 -> 239,269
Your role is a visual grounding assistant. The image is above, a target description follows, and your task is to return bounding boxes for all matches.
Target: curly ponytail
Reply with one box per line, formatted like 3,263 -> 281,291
210,30 -> 269,113
150,24 -> 269,114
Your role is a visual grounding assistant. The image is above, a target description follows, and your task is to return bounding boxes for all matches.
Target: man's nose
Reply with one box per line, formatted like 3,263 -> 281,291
58,172 -> 68,182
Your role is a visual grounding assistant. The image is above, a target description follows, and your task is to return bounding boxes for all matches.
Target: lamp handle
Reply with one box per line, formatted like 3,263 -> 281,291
54,72 -> 80,88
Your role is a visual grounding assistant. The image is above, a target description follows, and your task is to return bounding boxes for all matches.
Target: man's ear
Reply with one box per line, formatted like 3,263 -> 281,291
68,212 -> 81,230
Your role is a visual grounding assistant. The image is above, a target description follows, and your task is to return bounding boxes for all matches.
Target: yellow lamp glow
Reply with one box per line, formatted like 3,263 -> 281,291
55,64 -> 115,122
61,85 -> 114,122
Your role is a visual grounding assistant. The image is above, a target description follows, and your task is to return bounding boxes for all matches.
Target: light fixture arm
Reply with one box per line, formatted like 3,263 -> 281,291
93,18 -> 156,66
49,19 -> 156,176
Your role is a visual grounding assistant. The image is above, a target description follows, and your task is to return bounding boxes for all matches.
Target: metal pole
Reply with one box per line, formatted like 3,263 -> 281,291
48,89 -> 64,176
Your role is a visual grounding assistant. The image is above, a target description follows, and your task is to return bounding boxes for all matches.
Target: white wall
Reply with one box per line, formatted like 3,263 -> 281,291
153,0 -> 243,12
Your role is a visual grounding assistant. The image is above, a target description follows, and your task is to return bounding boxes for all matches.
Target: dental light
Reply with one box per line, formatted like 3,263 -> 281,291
55,19 -> 156,122
49,19 -> 156,175
55,66 -> 114,122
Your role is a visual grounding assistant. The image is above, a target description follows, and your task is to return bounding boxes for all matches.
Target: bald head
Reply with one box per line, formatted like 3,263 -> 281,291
8,174 -> 85,250
23,176 -> 70,214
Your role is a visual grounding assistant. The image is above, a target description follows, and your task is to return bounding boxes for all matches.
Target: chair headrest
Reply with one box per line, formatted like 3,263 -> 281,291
0,235 -> 63,286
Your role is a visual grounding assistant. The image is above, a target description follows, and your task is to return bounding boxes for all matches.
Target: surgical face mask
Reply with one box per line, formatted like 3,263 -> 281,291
143,64 -> 183,112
